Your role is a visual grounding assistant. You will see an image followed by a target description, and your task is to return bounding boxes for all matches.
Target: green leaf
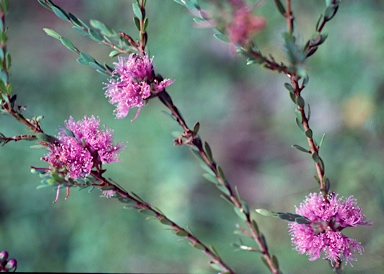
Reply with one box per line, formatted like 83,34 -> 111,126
305,129 -> 313,138
72,25 -> 89,36
79,52 -> 94,63
324,3 -> 339,21
251,220 -> 260,234
138,209 -> 157,217
213,33 -> 230,43
37,0 -> 52,11
216,183 -> 230,196
173,0 -> 185,6
118,197 -> 136,205
88,29 -> 103,42
312,152 -> 325,172
306,46 -> 318,58
204,141 -> 213,162
273,0 -> 286,16
143,18 -> 149,32
109,50 -> 120,58
193,122 -> 200,135
288,91 -> 296,104
133,17 -> 140,31
272,254 -> 279,269
5,52 -> 11,70
234,207 -> 247,221
52,5 -> 69,21
255,208 -> 277,217
241,201 -> 250,216
175,230 -> 188,237
132,2 -> 142,19
294,108 -> 302,122
0,70 -> 8,84
202,173 -> 218,184
100,185 -> 115,191
295,216 -> 311,224
60,37 -> 78,53
190,148 -> 205,165
68,13 -> 84,28
43,28 -> 61,40
295,117 -> 304,132
159,217 -> 173,226
209,262 -> 224,272
309,32 -> 328,47
319,133 -> 326,147
284,82 -> 294,94
296,96 -> 305,108
191,243 -> 205,250
292,144 -> 310,153
76,57 -> 89,66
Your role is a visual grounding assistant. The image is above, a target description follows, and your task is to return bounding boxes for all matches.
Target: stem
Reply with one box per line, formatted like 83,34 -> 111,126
90,170 -> 235,274
138,0 -> 147,53
285,0 -> 293,35
157,91 -> 279,274
291,77 -> 328,200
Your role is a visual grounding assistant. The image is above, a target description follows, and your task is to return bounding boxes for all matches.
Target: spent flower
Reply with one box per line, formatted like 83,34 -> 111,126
289,192 -> 372,266
104,53 -> 174,120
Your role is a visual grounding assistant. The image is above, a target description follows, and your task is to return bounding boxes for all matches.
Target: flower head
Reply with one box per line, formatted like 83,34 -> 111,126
104,54 -> 174,120
227,6 -> 266,46
289,192 -> 372,266
42,116 -> 125,179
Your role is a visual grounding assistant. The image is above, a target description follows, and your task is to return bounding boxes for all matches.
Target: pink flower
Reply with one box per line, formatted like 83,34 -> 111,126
289,193 -> 372,266
104,54 -> 174,120
42,116 -> 125,179
227,6 -> 266,46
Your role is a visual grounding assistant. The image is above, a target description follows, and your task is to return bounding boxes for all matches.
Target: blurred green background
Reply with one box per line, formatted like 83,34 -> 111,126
1,0 -> 383,273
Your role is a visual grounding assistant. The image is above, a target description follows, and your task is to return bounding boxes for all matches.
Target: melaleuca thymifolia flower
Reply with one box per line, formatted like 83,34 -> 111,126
227,5 -> 266,46
42,116 -> 125,179
288,192 -> 372,266
104,53 -> 174,120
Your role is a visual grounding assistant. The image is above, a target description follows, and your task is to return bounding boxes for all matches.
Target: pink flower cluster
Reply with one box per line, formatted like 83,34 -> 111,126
42,116 -> 124,179
104,53 -> 174,120
289,192 -> 372,266
227,6 -> 266,46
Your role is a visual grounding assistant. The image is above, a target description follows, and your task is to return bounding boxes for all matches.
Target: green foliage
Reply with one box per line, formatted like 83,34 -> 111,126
1,1 -> 382,273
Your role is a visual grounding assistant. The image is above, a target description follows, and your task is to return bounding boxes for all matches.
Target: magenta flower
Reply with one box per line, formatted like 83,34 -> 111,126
42,116 -> 125,179
289,192 -> 372,266
104,53 -> 174,120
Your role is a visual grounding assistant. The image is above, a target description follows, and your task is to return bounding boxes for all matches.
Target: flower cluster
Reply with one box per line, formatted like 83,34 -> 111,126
227,6 -> 266,46
289,192 -> 372,266
104,53 -> 174,120
42,116 -> 124,179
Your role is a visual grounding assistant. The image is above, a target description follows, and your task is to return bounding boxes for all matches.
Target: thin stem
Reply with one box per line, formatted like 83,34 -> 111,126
285,0 -> 293,34
90,170 -> 235,274
291,77 -> 328,200
138,0 -> 147,53
157,91 -> 279,274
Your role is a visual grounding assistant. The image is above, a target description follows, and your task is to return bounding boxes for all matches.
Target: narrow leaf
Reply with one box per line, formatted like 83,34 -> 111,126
43,28 -> 61,40
295,117 -> 304,132
52,5 -> 69,21
213,33 -> 230,43
202,173 -> 218,184
60,37 -> 78,53
204,141 -> 213,162
292,144 -> 310,153
132,2 -> 142,19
